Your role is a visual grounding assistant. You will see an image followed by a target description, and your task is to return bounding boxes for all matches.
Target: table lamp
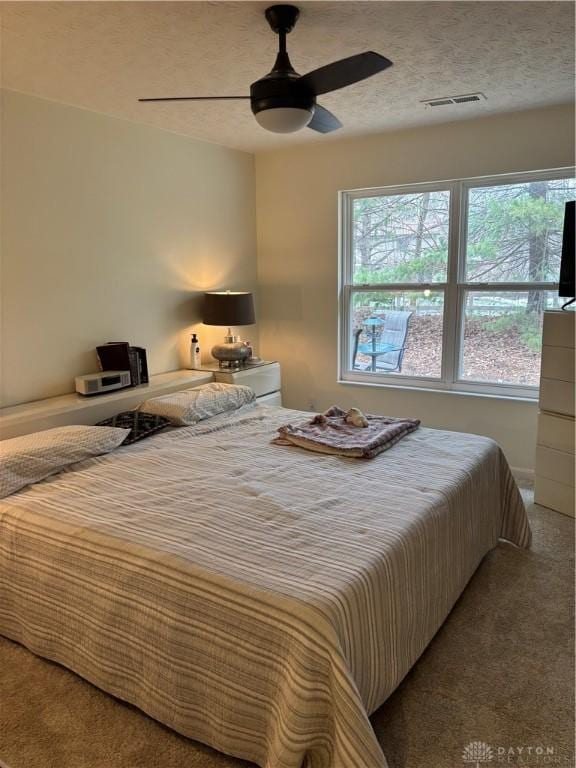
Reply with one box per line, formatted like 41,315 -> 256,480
203,291 -> 256,368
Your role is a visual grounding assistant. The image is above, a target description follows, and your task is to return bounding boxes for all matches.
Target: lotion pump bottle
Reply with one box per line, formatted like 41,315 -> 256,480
190,333 -> 201,369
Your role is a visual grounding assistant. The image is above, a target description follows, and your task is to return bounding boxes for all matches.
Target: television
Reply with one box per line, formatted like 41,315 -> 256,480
559,200 -> 575,309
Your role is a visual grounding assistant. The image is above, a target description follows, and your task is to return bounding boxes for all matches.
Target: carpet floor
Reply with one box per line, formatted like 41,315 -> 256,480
0,489 -> 574,768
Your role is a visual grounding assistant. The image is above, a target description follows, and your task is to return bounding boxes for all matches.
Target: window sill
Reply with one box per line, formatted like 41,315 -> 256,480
337,378 -> 539,404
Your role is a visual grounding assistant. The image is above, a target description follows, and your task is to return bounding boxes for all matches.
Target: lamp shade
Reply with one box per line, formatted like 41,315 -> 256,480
203,292 -> 255,327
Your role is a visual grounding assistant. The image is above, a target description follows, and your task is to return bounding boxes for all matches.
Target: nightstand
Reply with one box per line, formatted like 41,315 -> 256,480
196,361 -> 282,406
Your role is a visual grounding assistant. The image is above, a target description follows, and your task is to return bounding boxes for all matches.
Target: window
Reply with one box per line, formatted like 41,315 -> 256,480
339,169 -> 575,398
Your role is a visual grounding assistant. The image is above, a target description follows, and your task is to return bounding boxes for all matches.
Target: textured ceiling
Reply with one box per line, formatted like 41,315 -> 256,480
1,1 -> 574,152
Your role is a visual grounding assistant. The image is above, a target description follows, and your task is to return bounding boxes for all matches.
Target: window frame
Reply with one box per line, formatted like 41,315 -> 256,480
338,167 -> 575,399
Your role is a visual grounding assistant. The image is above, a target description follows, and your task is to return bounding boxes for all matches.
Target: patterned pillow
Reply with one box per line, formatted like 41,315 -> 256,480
0,425 -> 129,499
96,411 -> 170,444
138,382 -> 256,426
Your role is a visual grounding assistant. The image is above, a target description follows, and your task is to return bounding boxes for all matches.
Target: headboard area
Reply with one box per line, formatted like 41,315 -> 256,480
0,370 -> 213,439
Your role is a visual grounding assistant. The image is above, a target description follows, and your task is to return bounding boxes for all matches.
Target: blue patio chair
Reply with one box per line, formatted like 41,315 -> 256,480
352,310 -> 413,372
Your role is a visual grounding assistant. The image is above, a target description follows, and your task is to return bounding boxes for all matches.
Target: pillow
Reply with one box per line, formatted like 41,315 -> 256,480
138,382 -> 256,426
96,411 -> 170,444
0,425 -> 129,500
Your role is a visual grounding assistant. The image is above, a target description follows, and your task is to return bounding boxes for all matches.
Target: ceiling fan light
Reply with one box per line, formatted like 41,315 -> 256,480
255,106 -> 314,133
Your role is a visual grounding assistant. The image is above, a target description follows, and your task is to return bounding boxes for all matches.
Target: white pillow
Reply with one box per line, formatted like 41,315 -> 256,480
0,425 -> 129,499
138,382 -> 256,426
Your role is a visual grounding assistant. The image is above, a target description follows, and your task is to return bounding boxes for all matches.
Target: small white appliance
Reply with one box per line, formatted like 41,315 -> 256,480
75,370 -> 132,396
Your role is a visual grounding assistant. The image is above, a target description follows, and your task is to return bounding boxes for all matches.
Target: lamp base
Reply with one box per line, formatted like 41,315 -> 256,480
211,341 -> 251,366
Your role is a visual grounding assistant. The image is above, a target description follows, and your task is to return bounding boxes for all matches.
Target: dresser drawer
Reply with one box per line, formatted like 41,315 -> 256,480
214,362 -> 281,398
535,476 -> 575,518
535,445 -> 575,487
541,311 -> 575,349
537,412 -> 575,454
539,378 -> 575,417
540,345 -> 575,382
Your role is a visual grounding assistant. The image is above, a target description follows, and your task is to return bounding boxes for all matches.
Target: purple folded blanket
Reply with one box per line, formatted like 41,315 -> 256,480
273,406 -> 420,459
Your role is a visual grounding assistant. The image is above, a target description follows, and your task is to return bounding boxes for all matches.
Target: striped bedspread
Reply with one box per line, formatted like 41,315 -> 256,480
0,405 -> 530,768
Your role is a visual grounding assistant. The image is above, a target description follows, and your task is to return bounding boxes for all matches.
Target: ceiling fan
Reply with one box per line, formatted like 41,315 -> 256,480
139,4 -> 393,134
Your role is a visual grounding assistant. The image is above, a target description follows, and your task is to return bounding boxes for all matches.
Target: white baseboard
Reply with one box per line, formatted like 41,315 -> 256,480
511,466 -> 534,486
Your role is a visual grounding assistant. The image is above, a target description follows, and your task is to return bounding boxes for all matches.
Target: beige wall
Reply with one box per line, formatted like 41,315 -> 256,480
0,90 -> 257,406
255,104 -> 575,470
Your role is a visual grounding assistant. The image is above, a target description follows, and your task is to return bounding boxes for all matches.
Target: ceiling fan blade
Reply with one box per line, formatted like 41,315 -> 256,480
300,52 -> 393,96
308,104 -> 342,133
138,96 -> 250,102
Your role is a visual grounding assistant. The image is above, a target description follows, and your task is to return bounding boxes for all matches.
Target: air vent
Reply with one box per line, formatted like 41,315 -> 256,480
453,95 -> 481,104
421,92 -> 487,108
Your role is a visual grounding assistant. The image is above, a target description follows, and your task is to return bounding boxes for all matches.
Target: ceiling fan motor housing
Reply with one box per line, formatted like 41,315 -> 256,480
250,74 -> 315,117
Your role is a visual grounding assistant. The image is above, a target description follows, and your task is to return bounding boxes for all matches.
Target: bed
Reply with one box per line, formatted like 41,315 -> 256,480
0,404 -> 531,768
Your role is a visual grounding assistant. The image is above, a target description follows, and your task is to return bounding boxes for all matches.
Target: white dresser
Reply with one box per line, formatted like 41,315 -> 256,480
534,311 -> 575,517
201,362 -> 282,406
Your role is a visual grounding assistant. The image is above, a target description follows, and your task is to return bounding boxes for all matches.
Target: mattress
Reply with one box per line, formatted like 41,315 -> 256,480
0,405 -> 531,768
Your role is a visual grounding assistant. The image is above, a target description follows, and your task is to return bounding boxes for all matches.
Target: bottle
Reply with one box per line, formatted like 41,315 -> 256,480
190,333 -> 201,369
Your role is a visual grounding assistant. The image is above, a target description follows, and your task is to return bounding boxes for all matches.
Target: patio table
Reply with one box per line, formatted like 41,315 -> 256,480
358,317 -> 401,372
